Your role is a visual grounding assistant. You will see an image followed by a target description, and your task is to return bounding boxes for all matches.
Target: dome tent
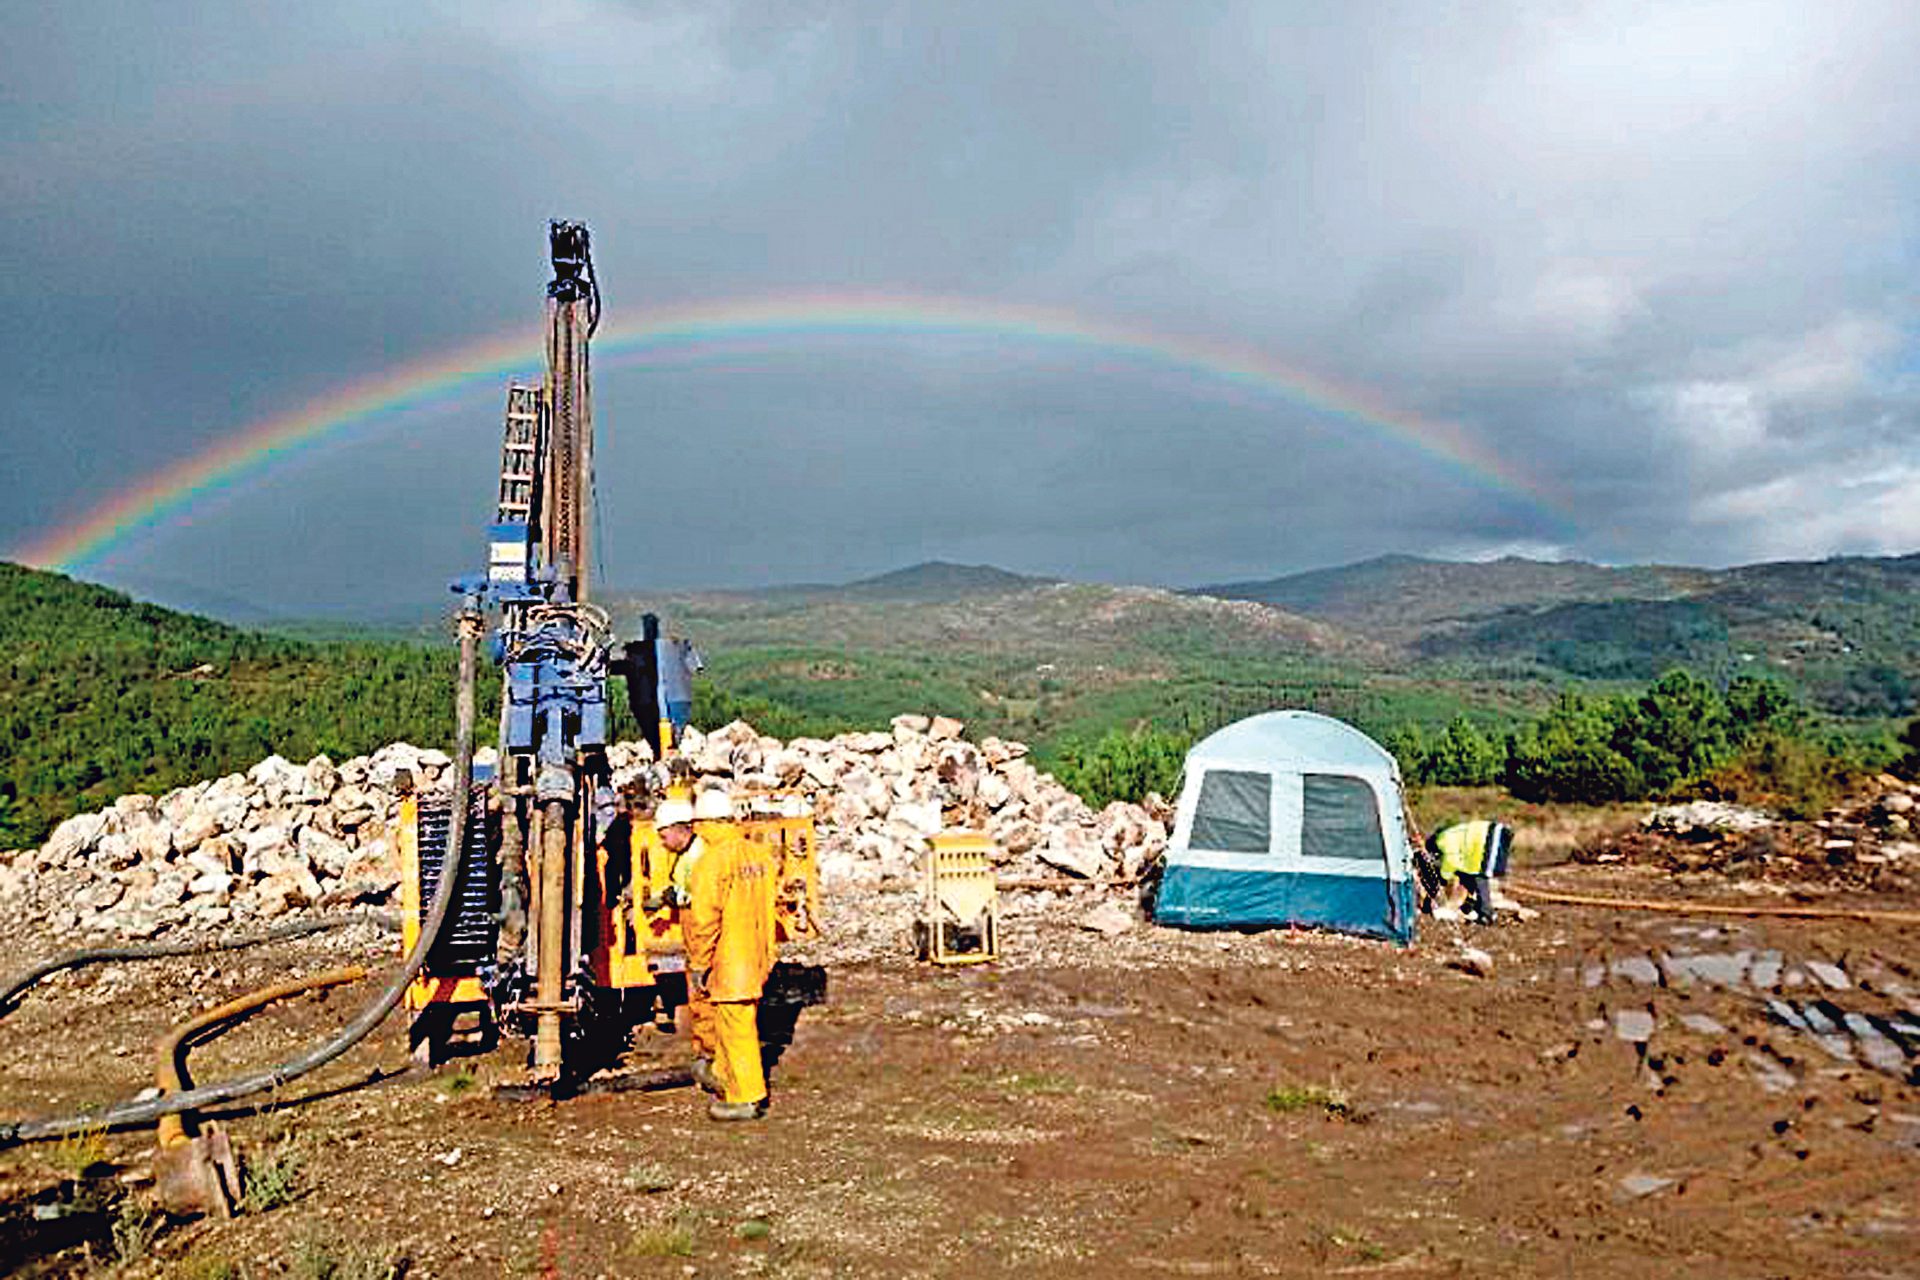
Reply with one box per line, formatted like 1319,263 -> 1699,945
1152,711 -> 1417,942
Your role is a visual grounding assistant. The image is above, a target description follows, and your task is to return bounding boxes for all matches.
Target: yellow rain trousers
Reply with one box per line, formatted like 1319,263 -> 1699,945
684,988 -> 716,1058
685,833 -> 781,1107
713,1001 -> 766,1106
671,835 -> 714,1057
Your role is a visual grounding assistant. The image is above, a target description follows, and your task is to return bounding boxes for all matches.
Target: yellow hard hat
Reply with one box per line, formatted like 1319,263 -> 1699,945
693,789 -> 732,822
655,797 -> 694,827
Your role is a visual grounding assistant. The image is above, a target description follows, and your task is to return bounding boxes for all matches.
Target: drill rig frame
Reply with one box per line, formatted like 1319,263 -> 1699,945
400,222 -> 820,1087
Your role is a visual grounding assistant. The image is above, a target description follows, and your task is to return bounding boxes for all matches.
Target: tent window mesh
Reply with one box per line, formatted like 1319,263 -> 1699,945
1301,774 -> 1384,861
1189,770 -> 1272,854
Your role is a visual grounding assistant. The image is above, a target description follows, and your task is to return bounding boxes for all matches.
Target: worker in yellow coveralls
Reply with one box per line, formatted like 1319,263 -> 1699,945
644,794 -> 720,1094
683,790 -> 780,1122
681,790 -> 735,1094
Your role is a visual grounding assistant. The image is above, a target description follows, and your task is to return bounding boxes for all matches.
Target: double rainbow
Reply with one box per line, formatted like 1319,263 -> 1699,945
16,294 -> 1571,572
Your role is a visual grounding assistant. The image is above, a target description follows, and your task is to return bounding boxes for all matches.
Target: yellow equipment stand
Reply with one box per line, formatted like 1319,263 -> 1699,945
922,830 -> 999,965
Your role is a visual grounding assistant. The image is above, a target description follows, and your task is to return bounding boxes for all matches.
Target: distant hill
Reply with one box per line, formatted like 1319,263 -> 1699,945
1199,551 -> 1920,717
839,560 -> 1057,600
733,560 -> 1057,604
1197,554 -> 1709,642
1420,554 -> 1920,714
17,545 -> 1918,855
598,565 -> 1433,757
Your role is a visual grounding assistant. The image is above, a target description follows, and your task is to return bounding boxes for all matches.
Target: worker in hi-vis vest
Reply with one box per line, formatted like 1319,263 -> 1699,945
1427,820 -> 1514,924
683,789 -> 781,1121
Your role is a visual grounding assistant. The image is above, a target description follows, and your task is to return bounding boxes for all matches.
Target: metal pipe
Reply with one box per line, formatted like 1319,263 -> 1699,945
0,598 -> 484,1146
533,798 -> 570,1080
497,794 -> 527,961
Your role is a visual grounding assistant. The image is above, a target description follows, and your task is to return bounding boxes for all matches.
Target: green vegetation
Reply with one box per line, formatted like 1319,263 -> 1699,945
1386,671 -> 1883,816
177,1256 -> 248,1280
238,1131 -> 305,1213
291,1232 -> 405,1280
1046,728 -> 1190,809
111,1198 -> 164,1268
0,564 -> 473,849
44,1123 -> 108,1180
8,550 -> 1920,848
1264,1082 -> 1355,1120
623,1161 -> 677,1194
436,1065 -> 478,1099
628,1221 -> 696,1258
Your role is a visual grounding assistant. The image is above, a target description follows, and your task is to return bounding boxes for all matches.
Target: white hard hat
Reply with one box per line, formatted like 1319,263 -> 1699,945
654,797 -> 694,827
693,789 -> 732,822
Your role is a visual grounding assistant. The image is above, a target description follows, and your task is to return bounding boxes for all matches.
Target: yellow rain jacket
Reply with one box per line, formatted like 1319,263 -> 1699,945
1434,820 -> 1501,879
684,831 -> 779,1003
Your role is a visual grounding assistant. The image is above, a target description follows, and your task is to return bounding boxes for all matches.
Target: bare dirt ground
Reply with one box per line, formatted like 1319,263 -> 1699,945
2,863 -> 1917,1279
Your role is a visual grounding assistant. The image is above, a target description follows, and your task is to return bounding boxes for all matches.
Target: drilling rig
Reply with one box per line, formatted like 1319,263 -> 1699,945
399,223 -> 821,1085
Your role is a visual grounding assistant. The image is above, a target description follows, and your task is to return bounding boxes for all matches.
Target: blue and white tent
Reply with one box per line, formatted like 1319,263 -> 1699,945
1152,711 -> 1416,942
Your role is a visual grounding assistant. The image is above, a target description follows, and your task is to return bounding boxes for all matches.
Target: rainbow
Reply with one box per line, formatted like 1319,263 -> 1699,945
15,294 -> 1574,572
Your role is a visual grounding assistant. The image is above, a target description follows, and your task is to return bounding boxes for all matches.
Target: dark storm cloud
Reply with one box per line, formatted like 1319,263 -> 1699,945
3,0 -> 1918,613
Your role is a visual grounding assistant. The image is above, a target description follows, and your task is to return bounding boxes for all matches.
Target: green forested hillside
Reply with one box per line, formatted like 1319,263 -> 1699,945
1198,552 -> 1920,718
1197,554 -> 1709,642
0,564 -> 466,849
13,547 -> 1920,851
1411,555 -> 1920,716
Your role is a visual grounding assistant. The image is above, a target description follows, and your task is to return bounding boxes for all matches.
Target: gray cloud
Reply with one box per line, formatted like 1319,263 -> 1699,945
3,0 -> 1917,614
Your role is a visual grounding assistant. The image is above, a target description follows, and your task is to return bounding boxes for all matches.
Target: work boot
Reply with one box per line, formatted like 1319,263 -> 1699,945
707,1098 -> 765,1122
690,1056 -> 720,1095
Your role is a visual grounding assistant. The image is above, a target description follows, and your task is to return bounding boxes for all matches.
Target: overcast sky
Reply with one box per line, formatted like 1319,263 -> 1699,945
4,1 -> 1918,616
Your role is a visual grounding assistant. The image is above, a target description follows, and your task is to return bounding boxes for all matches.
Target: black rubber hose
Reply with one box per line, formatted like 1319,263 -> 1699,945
0,603 -> 484,1147
0,913 -> 397,1018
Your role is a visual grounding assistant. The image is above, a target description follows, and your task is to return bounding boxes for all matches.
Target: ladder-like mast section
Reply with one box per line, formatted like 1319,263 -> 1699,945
495,384 -> 543,526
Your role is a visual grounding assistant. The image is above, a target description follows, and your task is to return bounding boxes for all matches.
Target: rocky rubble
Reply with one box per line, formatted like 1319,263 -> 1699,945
1576,775 -> 1920,892
0,715 -> 1168,940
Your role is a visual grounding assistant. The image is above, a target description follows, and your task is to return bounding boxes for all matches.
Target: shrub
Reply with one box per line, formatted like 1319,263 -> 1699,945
111,1199 -> 163,1267
1504,693 -> 1645,804
1264,1083 -> 1355,1120
1423,716 -> 1502,786
1691,730 -> 1858,819
241,1136 -> 304,1214
1047,727 -> 1190,809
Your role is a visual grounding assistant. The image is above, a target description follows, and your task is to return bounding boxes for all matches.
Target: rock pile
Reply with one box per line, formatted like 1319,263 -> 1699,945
0,745 -> 453,939
0,716 -> 1168,940
625,714 -> 1169,891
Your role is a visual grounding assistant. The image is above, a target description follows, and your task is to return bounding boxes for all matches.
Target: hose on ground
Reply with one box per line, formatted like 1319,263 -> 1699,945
0,601 -> 484,1147
0,914 -> 396,1019
1507,882 -> 1920,925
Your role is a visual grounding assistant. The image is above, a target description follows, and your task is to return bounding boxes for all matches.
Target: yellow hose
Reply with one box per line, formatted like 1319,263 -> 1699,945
1507,883 -> 1920,926
155,966 -> 367,1146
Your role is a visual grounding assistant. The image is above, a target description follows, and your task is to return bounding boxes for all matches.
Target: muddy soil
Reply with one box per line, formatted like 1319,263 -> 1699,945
2,867 -> 1916,1278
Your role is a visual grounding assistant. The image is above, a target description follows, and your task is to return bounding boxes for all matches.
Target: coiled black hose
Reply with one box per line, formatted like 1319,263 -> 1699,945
0,603 -> 484,1147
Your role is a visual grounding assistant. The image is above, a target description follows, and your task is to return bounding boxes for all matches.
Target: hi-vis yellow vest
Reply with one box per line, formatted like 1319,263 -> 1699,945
1434,821 -> 1498,879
